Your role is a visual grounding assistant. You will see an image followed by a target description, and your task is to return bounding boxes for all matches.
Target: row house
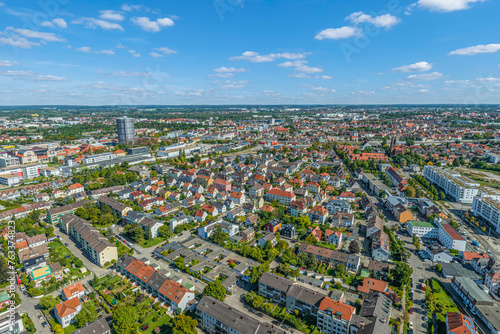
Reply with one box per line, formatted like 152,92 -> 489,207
116,255 -> 195,312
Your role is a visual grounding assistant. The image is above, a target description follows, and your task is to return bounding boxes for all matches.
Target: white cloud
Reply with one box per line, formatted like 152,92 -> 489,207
212,80 -> 248,89
445,80 -> 471,85
150,52 -> 163,58
53,18 -> 68,29
0,36 -> 39,48
346,12 -> 401,29
277,60 -> 307,67
314,26 -> 360,40
5,27 -> 65,42
418,0 -> 485,12
476,77 -> 500,83
352,90 -> 375,96
0,2 -> 4,7
72,17 -> 124,31
116,44 -> 125,48
305,85 -> 336,93
0,71 -> 67,81
0,70 -> 35,76
99,10 -> 125,21
449,44 -> 500,55
30,75 -> 67,81
131,17 -> 174,32
121,4 -> 143,11
405,71 -> 443,81
419,89 -> 429,92
289,73 -> 311,79
316,75 -> 332,80
98,70 -> 156,77
129,50 -> 141,58
76,46 -> 115,55
392,61 -> 432,72
263,90 -> 282,98
211,67 -> 248,77
230,51 -> 309,62
295,65 -> 323,74
0,60 -> 18,67
42,18 -> 68,28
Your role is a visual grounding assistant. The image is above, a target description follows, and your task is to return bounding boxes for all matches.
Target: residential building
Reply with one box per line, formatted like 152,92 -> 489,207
72,317 -> 111,334
60,214 -> 118,267
423,166 -> 479,203
54,297 -> 82,328
196,295 -> 286,334
446,312 -> 477,334
472,197 -> 500,233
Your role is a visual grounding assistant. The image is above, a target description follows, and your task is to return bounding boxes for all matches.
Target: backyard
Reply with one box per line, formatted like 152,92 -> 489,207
428,279 -> 459,334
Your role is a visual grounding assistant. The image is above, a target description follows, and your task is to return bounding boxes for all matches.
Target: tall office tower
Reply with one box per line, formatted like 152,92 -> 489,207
116,116 -> 135,144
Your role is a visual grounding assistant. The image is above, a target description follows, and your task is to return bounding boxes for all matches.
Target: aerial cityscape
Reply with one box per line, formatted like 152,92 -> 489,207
0,1 -> 500,334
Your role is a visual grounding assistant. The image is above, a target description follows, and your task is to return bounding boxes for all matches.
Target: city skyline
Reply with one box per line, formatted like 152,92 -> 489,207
0,0 -> 499,105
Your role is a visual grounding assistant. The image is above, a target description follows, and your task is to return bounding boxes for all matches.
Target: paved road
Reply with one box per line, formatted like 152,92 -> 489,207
17,286 -> 52,334
53,229 -> 109,277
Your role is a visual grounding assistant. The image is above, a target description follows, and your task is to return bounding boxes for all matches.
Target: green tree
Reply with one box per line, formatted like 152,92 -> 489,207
172,314 -> 198,334
404,186 -> 416,198
203,281 -> 227,302
158,225 -> 173,240
112,305 -> 139,334
210,224 -> 228,246
39,295 -> 58,310
0,257 -> 9,283
390,262 -> 413,287
435,263 -> 442,272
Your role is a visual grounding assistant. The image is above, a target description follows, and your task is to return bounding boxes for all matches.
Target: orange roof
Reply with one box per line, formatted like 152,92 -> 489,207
62,282 -> 84,299
461,252 -> 489,261
318,297 -> 355,321
15,240 -> 28,250
55,297 -> 81,318
447,312 -> 476,334
358,277 -> 390,294
260,205 -> 275,212
268,188 -> 295,198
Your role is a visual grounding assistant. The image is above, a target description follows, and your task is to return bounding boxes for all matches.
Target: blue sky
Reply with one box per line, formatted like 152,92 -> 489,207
0,0 -> 499,105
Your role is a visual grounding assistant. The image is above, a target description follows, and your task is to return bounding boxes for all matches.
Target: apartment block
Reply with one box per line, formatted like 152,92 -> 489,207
60,214 -> 117,267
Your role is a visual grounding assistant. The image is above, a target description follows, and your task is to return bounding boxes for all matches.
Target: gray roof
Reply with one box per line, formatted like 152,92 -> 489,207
454,276 -> 493,303
197,296 -> 286,334
48,200 -> 91,215
72,317 -> 110,334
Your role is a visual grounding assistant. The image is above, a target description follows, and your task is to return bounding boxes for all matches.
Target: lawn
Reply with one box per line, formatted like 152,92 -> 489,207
140,237 -> 164,248
64,325 -> 77,334
143,313 -> 172,334
430,279 -> 459,334
49,240 -> 71,258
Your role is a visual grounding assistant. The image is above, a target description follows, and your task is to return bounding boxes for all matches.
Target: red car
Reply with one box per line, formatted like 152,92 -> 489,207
409,308 -> 413,314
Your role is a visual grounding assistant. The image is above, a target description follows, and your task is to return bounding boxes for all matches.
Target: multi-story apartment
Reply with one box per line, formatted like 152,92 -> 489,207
423,166 -> 479,203
196,295 -> 286,334
60,214 -> 117,267
472,197 -> 500,233
266,188 -> 296,205
47,200 -> 91,224
316,298 -> 355,334
0,312 -> 24,334
259,273 -> 345,317
298,243 -> 361,273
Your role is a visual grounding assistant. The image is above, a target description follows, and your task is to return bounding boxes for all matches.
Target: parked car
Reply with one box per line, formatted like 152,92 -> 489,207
42,322 -> 48,328
64,243 -> 69,246
37,314 -> 43,320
